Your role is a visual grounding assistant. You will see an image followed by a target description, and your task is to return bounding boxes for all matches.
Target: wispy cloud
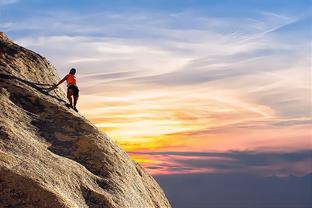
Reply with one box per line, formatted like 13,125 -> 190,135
0,0 -> 18,5
130,150 -> 312,175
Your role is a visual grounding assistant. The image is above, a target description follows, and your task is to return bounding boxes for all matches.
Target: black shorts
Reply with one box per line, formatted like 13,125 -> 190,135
67,85 -> 79,97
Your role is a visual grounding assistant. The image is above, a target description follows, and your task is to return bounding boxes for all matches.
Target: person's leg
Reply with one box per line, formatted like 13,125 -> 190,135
73,96 -> 78,108
73,86 -> 79,111
67,89 -> 74,106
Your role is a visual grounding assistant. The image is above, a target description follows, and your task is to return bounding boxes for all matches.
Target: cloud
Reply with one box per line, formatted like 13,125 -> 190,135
0,0 -> 18,5
164,117 -> 312,136
125,50 -> 303,86
79,71 -> 137,82
130,150 -> 312,176
272,118 -> 312,126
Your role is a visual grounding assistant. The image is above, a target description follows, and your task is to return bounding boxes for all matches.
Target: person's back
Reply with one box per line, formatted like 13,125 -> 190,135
66,73 -> 76,86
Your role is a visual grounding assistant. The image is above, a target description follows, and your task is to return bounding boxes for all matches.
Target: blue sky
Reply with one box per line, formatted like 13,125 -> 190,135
1,0 -> 311,38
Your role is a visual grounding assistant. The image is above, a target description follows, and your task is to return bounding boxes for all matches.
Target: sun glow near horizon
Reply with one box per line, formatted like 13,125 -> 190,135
79,79 -> 311,174
76,58 -> 311,175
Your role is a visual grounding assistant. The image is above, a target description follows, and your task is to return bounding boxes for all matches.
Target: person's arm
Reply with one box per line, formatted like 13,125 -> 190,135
54,75 -> 68,87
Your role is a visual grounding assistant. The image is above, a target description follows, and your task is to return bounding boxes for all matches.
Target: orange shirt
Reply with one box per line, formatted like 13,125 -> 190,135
66,74 -> 76,86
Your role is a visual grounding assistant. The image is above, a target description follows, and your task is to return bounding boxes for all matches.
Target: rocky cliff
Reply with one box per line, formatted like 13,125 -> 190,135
0,32 -> 171,208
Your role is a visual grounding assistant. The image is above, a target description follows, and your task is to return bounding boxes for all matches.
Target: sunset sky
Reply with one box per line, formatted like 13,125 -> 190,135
1,0 -> 311,177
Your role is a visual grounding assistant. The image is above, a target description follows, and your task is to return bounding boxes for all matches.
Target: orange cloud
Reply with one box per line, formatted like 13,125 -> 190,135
77,76 -> 310,175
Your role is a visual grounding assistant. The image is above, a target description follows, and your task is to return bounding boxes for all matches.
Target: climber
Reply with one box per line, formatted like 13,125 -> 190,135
53,68 -> 79,112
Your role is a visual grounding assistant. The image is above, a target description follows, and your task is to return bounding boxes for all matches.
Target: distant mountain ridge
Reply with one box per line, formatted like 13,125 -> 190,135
156,172 -> 312,208
0,32 -> 171,208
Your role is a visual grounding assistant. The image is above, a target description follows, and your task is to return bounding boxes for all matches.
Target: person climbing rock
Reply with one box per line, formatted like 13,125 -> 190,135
54,68 -> 79,112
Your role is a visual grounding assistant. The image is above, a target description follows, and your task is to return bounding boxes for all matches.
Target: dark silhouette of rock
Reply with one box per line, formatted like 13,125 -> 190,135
0,32 -> 171,208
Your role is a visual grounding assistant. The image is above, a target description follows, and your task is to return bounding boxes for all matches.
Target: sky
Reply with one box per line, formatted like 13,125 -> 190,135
1,0 -> 311,191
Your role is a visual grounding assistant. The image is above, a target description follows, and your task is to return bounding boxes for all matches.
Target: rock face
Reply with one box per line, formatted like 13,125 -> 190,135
0,32 -> 171,208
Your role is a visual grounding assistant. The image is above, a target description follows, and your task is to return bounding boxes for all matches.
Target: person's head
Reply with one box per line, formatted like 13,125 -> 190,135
69,68 -> 76,75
